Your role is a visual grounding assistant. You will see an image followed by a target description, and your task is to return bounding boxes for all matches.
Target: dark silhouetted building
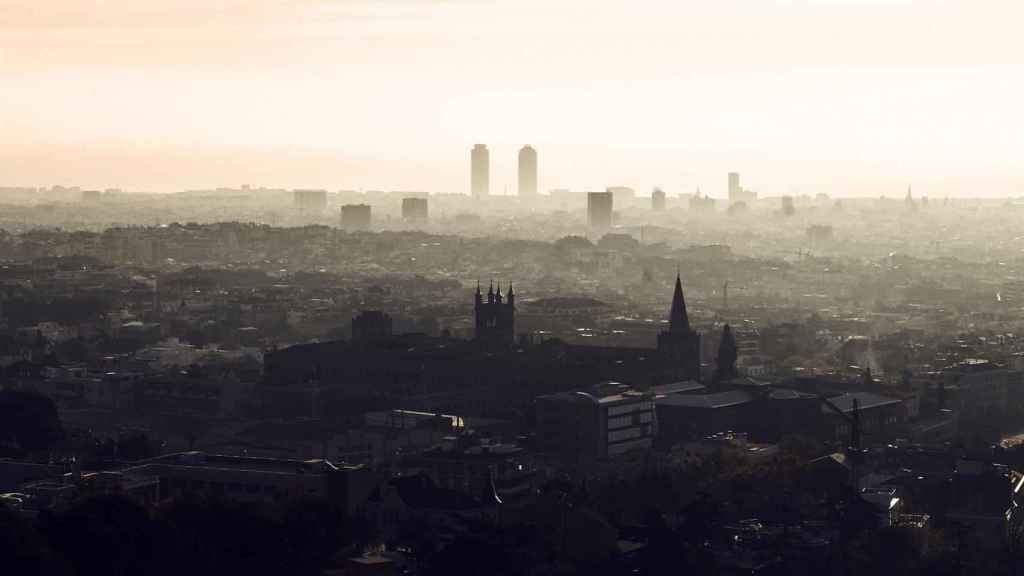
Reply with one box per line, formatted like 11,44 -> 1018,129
352,311 -> 393,343
401,197 -> 428,221
536,382 -> 655,464
471,144 -> 489,199
474,282 -> 515,346
518,145 -> 537,199
657,274 -> 702,381
261,276 -> 707,421
651,187 -> 666,211
341,204 -> 372,230
587,191 -> 613,231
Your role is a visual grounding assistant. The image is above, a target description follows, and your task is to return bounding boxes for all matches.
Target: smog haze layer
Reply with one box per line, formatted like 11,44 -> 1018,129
1,0 -> 1022,196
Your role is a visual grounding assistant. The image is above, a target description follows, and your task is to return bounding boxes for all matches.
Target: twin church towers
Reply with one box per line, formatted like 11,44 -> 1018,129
471,144 -> 537,199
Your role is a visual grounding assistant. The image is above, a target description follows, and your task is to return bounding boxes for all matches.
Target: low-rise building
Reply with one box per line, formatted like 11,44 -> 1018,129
536,382 -> 655,464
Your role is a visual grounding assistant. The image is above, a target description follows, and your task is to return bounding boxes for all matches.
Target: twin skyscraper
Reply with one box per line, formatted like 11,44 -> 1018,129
471,144 -> 537,199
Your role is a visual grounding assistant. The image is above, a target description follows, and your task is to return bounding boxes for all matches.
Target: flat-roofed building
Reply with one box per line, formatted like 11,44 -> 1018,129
536,382 -> 655,464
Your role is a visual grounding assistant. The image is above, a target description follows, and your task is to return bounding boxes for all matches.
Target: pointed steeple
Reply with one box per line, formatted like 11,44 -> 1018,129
507,282 -> 515,307
488,280 -> 495,304
669,273 -> 690,333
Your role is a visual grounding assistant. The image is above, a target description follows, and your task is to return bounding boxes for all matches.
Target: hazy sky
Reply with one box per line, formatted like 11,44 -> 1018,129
1,0 -> 1022,196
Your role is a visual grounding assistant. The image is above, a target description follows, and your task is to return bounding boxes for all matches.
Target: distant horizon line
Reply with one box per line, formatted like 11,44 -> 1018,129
6,185 -> 1024,201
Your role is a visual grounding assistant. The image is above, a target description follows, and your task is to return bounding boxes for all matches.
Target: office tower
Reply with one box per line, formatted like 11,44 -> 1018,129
588,191 -> 614,231
727,173 -> 756,204
401,197 -> 429,221
728,172 -> 740,202
652,188 -> 666,211
340,204 -> 372,230
471,144 -> 489,199
518,145 -> 538,198
294,189 -> 328,212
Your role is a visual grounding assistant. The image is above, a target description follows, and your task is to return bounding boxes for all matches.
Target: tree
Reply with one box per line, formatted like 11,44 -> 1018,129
41,495 -> 156,576
0,505 -> 70,575
554,235 -> 594,253
0,390 -> 64,453
714,325 -> 738,384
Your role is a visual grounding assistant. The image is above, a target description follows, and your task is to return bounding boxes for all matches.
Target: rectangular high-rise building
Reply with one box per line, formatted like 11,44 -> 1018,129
401,197 -> 429,221
728,173 -> 740,201
340,204 -> 372,230
588,191 -> 614,231
652,188 -> 666,211
518,145 -> 537,198
727,172 -> 757,204
471,144 -> 489,199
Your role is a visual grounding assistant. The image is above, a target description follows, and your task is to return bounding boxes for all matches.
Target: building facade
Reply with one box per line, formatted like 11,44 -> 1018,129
536,382 -> 655,463
518,145 -> 537,199
471,144 -> 489,199
474,282 -> 515,346
341,204 -> 372,230
657,274 -> 702,381
401,197 -> 428,221
587,191 -> 613,231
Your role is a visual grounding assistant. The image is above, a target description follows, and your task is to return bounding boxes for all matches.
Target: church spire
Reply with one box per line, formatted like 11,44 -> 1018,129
670,273 -> 690,333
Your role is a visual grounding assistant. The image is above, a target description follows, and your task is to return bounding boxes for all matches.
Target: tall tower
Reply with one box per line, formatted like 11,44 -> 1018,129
475,281 -> 515,346
471,144 -> 490,199
518,145 -> 538,199
657,273 -> 702,381
728,172 -> 741,203
587,191 -> 613,232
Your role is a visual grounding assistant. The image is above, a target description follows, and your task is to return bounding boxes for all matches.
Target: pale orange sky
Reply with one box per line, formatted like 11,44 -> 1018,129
1,0 -> 1022,196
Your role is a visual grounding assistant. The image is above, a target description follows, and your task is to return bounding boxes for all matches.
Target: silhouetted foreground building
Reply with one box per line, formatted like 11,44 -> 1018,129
352,310 -> 393,343
474,281 -> 515,346
22,451 -> 376,515
262,276 -> 704,420
536,382 -> 655,464
657,274 -> 702,382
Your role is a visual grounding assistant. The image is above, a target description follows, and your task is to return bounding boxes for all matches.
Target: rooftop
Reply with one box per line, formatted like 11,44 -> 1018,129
649,380 -> 705,396
655,390 -> 753,409
125,451 -> 362,476
823,392 -> 902,414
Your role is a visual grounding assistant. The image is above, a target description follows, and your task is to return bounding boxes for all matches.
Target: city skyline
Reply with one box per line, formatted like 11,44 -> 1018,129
1,1 -> 1022,196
